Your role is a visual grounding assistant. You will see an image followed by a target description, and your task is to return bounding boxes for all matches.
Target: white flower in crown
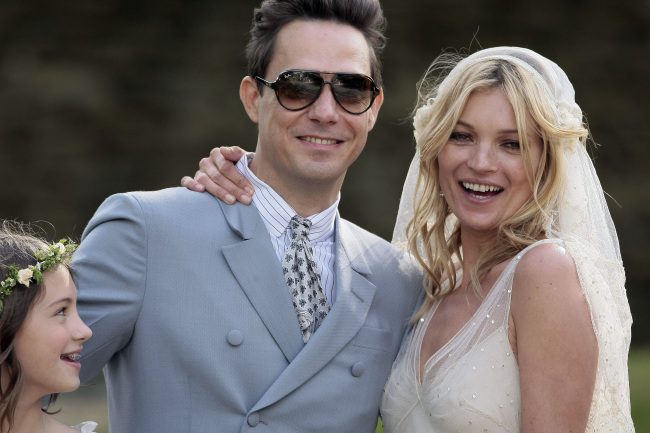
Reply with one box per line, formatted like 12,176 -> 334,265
17,269 -> 33,287
54,242 -> 66,255
413,98 -> 436,144
557,101 -> 582,130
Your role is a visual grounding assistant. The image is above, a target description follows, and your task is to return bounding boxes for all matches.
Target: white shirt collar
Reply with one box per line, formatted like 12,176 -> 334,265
235,153 -> 339,242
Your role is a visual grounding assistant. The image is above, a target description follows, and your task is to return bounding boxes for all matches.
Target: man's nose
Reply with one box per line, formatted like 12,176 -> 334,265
306,83 -> 340,122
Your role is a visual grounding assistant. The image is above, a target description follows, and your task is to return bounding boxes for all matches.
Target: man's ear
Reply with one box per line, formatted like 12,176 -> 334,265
366,87 -> 384,131
240,76 -> 260,123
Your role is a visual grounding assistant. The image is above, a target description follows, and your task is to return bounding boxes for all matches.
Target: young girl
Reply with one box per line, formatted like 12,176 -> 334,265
0,221 -> 97,433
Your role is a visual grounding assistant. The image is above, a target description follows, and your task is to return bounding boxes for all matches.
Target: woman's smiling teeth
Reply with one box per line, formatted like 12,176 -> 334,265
300,136 -> 338,145
462,182 -> 503,200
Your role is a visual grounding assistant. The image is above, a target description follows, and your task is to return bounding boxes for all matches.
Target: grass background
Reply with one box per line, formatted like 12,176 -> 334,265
52,347 -> 650,432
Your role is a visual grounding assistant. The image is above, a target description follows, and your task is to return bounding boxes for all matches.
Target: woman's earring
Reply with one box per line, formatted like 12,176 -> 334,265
439,191 -> 444,197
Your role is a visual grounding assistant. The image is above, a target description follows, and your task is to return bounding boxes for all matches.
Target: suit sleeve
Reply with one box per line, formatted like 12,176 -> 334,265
73,192 -> 148,383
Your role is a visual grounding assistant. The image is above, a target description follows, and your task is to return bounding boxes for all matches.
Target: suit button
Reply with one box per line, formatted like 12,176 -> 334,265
247,412 -> 259,427
351,361 -> 365,377
227,330 -> 244,346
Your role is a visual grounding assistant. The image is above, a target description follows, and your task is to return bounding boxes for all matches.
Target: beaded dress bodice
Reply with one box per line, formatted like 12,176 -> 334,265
380,241 -> 562,433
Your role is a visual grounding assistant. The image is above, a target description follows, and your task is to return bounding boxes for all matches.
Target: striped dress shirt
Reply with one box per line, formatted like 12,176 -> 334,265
235,154 -> 339,305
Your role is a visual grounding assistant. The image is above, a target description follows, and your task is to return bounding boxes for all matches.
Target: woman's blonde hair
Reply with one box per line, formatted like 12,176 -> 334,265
408,53 -> 589,319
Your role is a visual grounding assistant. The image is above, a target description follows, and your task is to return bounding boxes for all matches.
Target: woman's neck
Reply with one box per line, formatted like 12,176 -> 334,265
457,228 -> 503,290
459,233 -> 489,273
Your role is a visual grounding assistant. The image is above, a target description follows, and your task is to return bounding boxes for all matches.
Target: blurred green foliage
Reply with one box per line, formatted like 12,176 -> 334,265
630,348 -> 650,432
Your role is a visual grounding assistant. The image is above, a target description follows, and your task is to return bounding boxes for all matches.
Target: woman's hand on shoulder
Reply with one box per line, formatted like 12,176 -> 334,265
511,242 -> 597,433
180,146 -> 254,204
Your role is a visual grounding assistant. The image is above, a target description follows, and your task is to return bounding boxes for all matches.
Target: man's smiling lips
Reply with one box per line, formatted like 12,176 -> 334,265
299,136 -> 341,145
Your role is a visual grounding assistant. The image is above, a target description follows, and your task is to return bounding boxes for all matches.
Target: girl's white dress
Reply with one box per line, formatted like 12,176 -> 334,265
73,421 -> 99,432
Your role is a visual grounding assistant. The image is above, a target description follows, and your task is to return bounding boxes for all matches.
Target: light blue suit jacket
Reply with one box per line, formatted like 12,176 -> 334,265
74,187 -> 422,433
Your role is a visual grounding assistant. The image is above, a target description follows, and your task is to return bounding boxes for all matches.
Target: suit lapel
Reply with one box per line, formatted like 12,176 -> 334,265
253,217 -> 378,410
219,200 -> 304,363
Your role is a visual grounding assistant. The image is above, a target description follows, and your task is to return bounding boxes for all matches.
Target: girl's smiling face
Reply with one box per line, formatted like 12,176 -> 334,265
13,266 -> 92,399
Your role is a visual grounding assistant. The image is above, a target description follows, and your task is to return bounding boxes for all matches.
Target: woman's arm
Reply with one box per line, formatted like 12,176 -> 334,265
510,242 -> 597,433
181,146 -> 254,204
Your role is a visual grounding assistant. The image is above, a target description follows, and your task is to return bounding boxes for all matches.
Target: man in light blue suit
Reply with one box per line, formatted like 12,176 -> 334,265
74,0 -> 423,431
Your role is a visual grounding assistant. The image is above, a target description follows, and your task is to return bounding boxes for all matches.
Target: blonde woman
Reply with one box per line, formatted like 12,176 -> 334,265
382,47 -> 633,432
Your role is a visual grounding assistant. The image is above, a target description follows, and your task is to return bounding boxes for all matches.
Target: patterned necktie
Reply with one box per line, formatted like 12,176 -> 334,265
282,215 -> 330,342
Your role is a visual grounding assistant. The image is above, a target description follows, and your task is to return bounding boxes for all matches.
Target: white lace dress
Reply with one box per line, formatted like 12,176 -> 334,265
380,240 -> 563,433
72,421 -> 99,432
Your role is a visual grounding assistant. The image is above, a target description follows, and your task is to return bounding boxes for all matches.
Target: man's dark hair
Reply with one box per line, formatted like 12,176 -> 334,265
247,0 -> 387,88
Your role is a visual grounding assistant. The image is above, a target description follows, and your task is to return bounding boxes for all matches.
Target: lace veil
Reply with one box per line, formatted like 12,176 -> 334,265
392,47 -> 634,431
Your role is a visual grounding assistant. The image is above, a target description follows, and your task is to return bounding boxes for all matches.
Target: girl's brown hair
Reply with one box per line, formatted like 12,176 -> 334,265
0,220 -> 68,429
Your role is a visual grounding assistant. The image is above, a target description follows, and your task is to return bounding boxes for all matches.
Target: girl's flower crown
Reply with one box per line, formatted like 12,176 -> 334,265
0,239 -> 77,312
